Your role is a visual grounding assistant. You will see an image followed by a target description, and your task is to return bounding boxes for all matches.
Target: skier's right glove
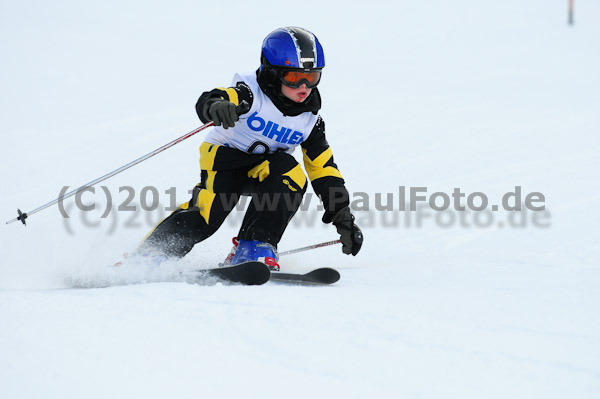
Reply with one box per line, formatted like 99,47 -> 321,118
206,99 -> 239,129
332,207 -> 363,256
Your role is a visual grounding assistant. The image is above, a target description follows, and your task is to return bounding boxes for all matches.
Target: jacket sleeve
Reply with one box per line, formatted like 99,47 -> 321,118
301,116 -> 350,223
195,81 -> 254,123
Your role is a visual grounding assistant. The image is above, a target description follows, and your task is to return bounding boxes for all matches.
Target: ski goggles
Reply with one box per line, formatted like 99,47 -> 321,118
276,69 -> 322,88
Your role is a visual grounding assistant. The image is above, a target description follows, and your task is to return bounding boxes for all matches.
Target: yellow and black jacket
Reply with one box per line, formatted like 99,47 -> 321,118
195,69 -> 350,223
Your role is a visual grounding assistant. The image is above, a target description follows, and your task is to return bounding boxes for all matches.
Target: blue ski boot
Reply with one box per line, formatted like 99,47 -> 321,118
230,239 -> 280,271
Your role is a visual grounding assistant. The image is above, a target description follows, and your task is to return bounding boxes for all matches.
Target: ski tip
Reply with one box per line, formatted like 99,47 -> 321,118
240,261 -> 271,285
269,267 -> 341,285
306,268 -> 340,284
203,261 -> 271,285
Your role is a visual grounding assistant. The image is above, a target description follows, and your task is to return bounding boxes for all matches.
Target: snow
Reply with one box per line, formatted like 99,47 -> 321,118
1,0 -> 599,398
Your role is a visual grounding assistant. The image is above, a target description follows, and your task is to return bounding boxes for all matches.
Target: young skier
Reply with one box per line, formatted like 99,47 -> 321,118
139,26 -> 363,270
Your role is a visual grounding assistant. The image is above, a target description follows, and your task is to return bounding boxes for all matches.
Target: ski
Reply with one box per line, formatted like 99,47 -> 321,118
269,267 -> 340,285
195,261 -> 271,285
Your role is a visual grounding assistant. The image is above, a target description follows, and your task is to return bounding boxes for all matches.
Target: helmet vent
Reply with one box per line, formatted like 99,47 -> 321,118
285,27 -> 318,69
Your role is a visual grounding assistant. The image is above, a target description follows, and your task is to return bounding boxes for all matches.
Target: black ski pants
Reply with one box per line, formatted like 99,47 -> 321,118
140,145 -> 307,257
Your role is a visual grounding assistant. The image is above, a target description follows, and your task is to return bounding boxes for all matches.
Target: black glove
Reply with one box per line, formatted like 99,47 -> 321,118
332,207 -> 363,256
207,99 -> 239,129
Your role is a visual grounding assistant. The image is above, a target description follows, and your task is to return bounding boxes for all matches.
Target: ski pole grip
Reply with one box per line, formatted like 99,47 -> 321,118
236,100 -> 250,115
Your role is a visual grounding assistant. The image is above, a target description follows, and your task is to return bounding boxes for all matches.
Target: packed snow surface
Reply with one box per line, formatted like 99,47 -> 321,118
1,0 -> 599,398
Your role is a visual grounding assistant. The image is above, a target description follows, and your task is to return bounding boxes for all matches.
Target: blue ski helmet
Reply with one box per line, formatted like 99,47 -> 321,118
261,26 -> 325,70
260,27 -> 325,89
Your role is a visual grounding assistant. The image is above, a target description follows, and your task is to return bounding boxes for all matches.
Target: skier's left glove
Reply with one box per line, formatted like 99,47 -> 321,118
332,207 -> 363,256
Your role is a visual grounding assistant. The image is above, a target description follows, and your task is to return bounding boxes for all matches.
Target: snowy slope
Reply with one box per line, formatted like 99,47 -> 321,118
1,0 -> 599,398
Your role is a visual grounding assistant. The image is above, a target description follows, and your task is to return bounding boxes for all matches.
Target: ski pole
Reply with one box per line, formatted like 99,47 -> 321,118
6,122 -> 211,225
6,101 -> 250,226
279,240 -> 341,257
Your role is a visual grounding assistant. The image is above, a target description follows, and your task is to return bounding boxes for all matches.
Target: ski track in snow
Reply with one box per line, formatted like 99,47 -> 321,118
1,0 -> 600,398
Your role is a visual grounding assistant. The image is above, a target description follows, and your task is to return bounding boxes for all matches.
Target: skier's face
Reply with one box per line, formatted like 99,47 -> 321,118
281,83 -> 312,103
